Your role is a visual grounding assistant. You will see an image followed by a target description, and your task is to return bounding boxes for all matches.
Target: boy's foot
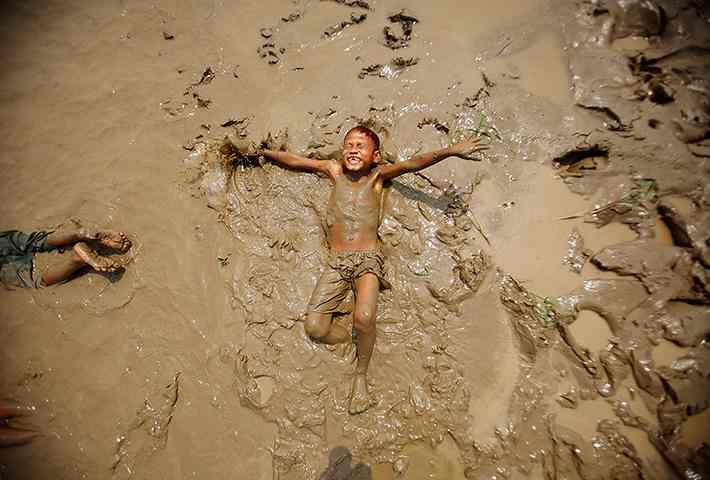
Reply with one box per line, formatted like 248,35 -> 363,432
73,243 -> 121,272
92,231 -> 132,252
348,373 -> 375,414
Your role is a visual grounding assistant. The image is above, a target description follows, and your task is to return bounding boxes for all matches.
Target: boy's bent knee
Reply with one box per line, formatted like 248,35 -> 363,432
353,308 -> 375,334
305,313 -> 330,339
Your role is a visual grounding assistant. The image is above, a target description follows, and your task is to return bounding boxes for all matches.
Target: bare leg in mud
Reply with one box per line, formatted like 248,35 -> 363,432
40,243 -> 122,286
349,273 -> 379,414
46,229 -> 132,252
304,312 -> 351,344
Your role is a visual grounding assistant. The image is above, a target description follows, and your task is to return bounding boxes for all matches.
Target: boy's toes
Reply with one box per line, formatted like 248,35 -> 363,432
95,231 -> 132,252
74,243 -> 121,272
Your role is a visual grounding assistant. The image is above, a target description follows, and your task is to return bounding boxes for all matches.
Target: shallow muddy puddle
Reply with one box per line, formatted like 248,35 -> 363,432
482,33 -> 571,106
567,310 -> 614,354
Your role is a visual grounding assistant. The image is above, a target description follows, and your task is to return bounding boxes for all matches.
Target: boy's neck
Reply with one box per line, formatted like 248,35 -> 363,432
342,166 -> 375,182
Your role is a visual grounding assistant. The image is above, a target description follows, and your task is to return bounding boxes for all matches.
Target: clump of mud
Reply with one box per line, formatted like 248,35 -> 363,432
358,57 -> 419,80
382,10 -> 418,50
323,13 -> 367,39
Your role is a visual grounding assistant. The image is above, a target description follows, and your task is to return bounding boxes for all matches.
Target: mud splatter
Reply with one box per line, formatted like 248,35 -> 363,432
258,42 -> 284,65
562,228 -> 592,274
358,58 -> 419,80
323,0 -> 370,11
382,10 -> 419,50
323,13 -> 367,39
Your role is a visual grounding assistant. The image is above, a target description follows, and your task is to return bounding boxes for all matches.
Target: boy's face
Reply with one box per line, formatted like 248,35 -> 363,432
342,131 -> 380,173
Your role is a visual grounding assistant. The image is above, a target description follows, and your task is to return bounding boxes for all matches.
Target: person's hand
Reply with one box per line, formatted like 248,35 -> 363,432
449,136 -> 488,161
0,402 -> 37,447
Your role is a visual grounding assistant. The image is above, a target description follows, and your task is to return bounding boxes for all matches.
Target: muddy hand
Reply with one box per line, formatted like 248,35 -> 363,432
0,402 -> 38,448
450,136 -> 488,161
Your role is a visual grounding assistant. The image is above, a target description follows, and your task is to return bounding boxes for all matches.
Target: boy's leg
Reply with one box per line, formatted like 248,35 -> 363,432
46,229 -> 131,251
305,266 -> 352,344
40,252 -> 87,286
349,273 -> 379,414
40,243 -> 121,286
305,312 -> 351,344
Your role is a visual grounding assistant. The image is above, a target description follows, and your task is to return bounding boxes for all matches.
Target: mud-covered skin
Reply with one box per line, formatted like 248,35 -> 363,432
326,169 -> 382,251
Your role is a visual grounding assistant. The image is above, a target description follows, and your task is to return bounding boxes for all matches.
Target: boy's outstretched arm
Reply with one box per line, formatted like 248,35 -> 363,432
380,136 -> 488,181
261,149 -> 334,176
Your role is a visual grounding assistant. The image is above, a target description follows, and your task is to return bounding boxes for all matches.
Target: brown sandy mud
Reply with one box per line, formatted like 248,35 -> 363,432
1,0 -> 709,479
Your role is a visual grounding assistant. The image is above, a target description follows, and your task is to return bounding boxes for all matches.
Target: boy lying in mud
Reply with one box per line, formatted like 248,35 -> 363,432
261,126 -> 486,413
0,227 -> 131,289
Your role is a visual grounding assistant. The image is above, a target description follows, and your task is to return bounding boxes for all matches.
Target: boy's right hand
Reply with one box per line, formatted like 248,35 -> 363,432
449,136 -> 488,161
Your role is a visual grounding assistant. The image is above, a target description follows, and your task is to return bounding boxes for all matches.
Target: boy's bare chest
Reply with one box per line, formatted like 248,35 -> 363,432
327,176 -> 382,223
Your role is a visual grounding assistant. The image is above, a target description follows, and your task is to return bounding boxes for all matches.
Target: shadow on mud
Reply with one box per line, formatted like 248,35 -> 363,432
318,447 -> 372,480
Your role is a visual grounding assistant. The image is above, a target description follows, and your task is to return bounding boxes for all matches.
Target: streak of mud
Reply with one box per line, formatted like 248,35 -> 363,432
111,373 -> 181,479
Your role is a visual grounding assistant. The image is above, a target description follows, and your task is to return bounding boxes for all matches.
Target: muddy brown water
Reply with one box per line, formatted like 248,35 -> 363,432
1,0 -> 709,479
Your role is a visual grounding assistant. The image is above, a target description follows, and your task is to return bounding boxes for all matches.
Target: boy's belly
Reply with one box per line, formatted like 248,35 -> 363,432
327,222 -> 379,252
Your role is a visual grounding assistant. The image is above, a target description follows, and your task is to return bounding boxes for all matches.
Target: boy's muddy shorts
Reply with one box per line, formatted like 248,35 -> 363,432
0,230 -> 55,289
307,250 -> 391,315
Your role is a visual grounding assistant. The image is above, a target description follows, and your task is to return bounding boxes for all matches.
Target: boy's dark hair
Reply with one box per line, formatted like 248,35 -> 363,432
345,126 -> 380,151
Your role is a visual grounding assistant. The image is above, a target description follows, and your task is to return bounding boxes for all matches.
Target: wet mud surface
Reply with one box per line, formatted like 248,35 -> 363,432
1,0 -> 709,479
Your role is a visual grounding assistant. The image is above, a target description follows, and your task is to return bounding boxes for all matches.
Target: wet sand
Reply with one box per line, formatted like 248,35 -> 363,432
1,0 -> 709,478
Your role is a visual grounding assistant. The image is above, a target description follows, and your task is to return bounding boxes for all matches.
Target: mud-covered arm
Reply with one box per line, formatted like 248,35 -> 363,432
261,149 -> 332,175
379,137 -> 487,181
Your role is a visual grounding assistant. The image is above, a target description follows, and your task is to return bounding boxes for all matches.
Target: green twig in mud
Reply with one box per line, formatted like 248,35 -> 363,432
534,296 -> 560,329
502,276 -> 560,329
452,113 -> 502,143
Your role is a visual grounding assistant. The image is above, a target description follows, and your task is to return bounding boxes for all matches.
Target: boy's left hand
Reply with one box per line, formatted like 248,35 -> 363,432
449,136 -> 488,161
